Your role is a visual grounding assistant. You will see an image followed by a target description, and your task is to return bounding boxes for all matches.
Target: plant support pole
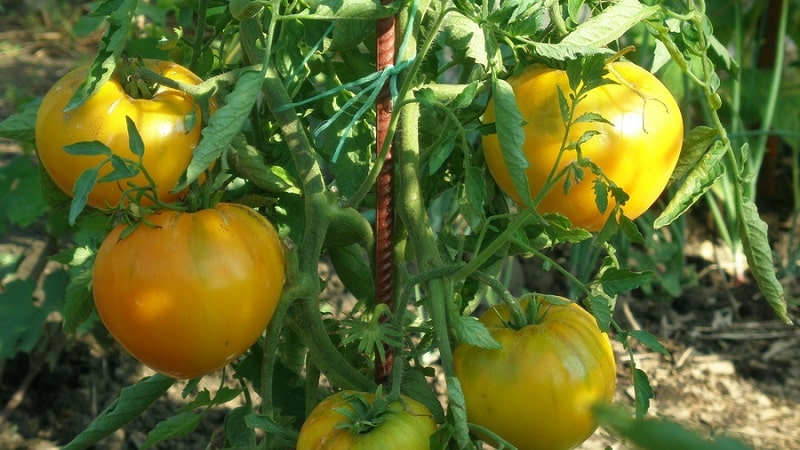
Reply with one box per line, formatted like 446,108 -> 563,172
374,0 -> 396,385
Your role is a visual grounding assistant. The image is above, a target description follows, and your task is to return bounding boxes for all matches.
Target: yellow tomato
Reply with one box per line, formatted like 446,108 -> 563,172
453,297 -> 617,450
296,390 -> 437,450
92,203 -> 285,379
36,59 -> 210,209
482,61 -> 683,230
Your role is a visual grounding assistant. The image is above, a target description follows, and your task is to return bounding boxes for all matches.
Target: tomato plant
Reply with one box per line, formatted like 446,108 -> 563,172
296,390 -> 437,450
35,59 -> 211,209
0,0 -> 783,449
453,297 -> 616,450
482,61 -> 684,231
92,203 -> 285,379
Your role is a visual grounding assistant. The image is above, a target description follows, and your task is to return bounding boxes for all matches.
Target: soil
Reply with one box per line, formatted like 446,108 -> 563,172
1,8 -> 799,450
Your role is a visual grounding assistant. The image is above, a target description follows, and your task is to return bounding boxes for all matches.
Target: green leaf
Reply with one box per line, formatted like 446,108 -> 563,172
97,154 -> 138,183
179,69 -> 264,190
529,42 -> 614,61
0,271 -> 64,359
63,141 -> 113,156
599,268 -> 655,296
0,99 -> 41,142
311,0 -> 399,20
125,116 -> 145,158
65,0 -> 136,111
69,167 -> 100,224
632,367 -> 653,418
628,329 -> 670,357
560,0 -> 659,48
225,406 -> 257,448
62,374 -> 176,450
440,10 -> 489,68
328,244 -> 375,300
245,413 -> 299,442
228,137 -> 299,194
596,405 -> 753,450
586,294 -> 613,332
402,369 -> 446,423
738,199 -> 789,323
0,157 -> 49,228
452,315 -> 502,349
444,376 -> 472,450
491,77 -> 531,207
668,126 -> 718,186
139,412 -> 202,449
654,140 -> 727,228
62,260 -> 95,334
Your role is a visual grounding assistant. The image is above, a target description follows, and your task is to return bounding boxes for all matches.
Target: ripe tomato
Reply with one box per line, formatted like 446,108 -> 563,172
92,203 -> 285,379
35,59 -> 210,209
482,61 -> 683,230
296,390 -> 437,450
453,297 -> 617,450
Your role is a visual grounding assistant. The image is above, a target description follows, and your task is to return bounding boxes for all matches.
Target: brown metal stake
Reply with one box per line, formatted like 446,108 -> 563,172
374,1 -> 396,385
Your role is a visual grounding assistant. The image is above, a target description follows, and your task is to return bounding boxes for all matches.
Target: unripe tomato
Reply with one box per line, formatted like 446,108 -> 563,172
92,203 -> 285,379
35,59 -> 210,209
482,61 -> 683,230
296,390 -> 437,450
453,297 -> 617,450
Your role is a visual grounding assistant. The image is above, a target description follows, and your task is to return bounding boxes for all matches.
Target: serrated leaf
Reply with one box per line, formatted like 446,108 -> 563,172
65,0 -> 136,111
530,42 -> 614,60
593,179 -> 609,214
629,329 -> 670,357
491,78 -> 531,207
140,412 -> 201,449
441,11 -> 489,68
62,374 -> 175,450
62,264 -> 95,334
599,268 -> 655,296
586,294 -> 613,332
655,140 -> 727,228
179,69 -> 263,190
738,199 -> 789,323
312,0 -> 399,19
453,315 -> 502,349
669,126 -> 718,185
561,0 -> 659,48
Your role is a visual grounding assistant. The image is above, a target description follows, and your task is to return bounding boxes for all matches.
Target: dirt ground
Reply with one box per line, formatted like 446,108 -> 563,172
1,8 -> 799,450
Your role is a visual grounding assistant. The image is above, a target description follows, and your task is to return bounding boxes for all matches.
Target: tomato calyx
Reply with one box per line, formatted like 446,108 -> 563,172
333,390 -> 396,435
116,58 -> 160,100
